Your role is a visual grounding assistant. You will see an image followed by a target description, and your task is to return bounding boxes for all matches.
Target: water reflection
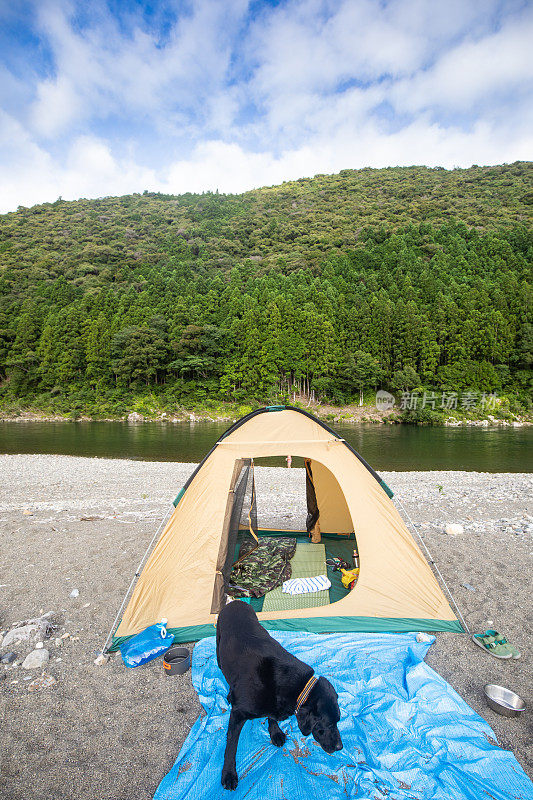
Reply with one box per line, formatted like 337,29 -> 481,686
0,420 -> 531,472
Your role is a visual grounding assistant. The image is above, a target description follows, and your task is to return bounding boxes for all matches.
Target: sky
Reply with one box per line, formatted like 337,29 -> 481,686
0,0 -> 532,212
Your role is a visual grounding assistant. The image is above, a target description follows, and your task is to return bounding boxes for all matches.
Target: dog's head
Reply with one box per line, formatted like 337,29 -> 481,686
296,676 -> 343,754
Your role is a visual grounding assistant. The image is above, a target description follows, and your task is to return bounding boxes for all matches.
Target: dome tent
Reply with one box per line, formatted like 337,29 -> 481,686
108,406 -> 461,652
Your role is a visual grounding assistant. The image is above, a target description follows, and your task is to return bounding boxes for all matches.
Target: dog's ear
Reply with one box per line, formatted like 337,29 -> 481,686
296,707 -> 312,736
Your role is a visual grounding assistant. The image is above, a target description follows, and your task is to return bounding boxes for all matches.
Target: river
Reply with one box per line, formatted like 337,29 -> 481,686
0,421 -> 531,472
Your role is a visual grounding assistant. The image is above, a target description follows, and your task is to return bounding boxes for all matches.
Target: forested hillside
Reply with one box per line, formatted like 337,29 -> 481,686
0,162 -> 531,419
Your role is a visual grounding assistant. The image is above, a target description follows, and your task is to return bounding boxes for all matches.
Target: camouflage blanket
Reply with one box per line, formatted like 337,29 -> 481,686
228,537 -> 297,598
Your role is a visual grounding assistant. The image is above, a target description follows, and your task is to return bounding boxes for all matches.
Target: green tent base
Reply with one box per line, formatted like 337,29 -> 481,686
107,525 -> 464,653
107,616 -> 464,653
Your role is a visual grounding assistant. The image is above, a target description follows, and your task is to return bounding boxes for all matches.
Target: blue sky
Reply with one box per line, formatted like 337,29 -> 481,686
0,0 -> 532,212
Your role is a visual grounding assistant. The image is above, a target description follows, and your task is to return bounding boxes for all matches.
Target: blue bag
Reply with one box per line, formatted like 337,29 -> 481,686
120,618 -> 173,668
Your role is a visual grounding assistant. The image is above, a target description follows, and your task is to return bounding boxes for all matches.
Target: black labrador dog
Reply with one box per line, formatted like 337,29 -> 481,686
216,599 -> 342,790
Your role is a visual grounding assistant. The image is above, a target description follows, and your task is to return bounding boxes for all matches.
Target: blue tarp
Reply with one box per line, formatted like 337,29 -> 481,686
155,632 -> 532,800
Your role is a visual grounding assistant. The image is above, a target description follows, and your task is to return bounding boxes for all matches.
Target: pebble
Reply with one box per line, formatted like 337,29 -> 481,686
1,613 -> 53,650
22,648 -> 49,669
444,524 -> 464,536
69,589 -> 80,598
3,624 -> 39,649
0,652 -> 18,665
28,673 -> 56,692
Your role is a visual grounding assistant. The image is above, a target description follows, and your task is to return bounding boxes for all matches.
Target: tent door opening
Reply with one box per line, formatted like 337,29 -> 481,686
211,457 -> 359,615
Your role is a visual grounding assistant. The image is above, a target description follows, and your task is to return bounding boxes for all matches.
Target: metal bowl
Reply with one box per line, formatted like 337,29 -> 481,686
484,684 -> 526,717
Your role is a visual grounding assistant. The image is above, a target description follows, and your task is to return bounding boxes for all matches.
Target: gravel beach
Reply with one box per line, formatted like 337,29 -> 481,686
1,454 -> 531,799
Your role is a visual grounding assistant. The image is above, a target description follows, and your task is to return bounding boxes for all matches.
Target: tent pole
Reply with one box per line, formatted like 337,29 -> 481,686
97,502 -> 175,660
394,495 -> 472,636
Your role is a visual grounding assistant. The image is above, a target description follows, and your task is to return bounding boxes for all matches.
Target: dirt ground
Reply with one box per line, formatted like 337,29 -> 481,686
0,455 -> 531,799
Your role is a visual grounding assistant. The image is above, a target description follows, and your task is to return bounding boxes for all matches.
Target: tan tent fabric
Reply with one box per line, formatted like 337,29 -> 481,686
309,459 -> 353,534
115,409 -> 457,640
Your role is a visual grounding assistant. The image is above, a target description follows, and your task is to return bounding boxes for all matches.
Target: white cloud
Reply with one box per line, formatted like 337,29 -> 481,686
159,118 -> 532,197
246,0 -> 504,104
32,74 -> 82,137
239,0 -> 532,143
2,114 -> 531,215
0,114 -> 156,212
30,0 -> 248,137
0,0 -> 531,212
391,12 -> 533,113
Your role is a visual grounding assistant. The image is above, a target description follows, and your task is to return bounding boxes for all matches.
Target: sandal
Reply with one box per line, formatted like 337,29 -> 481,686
472,630 -> 513,659
494,632 -> 521,660
484,629 -> 521,659
326,558 -> 350,572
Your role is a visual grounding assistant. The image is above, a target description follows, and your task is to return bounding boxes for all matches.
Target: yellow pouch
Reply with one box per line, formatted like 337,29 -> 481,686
341,568 -> 359,588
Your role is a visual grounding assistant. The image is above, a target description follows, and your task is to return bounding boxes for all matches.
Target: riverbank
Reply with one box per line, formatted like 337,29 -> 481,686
1,400 -> 531,426
1,456 -> 531,799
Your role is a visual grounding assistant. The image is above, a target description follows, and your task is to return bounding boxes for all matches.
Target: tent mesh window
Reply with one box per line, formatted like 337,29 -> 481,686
221,459 -> 258,592
305,459 -> 319,533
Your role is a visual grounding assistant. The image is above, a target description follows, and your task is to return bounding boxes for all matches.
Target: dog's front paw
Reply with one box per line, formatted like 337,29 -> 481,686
270,728 -> 286,747
221,767 -> 239,791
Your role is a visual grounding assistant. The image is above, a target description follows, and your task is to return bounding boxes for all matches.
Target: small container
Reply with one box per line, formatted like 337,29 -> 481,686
163,646 -> 191,675
484,684 -> 526,717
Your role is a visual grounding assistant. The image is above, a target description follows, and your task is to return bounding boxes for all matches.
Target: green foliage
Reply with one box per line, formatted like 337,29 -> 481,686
0,163 -> 531,412
391,366 -> 421,392
398,406 -> 446,425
